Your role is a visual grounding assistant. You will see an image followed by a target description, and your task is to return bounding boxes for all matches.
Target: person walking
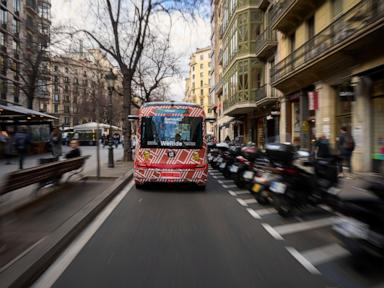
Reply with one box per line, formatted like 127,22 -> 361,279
14,126 -> 31,170
50,127 -> 62,159
65,140 -> 81,159
337,126 -> 355,177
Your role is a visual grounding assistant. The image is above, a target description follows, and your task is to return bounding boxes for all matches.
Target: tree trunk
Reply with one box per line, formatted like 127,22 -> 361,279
123,76 -> 133,161
27,94 -> 34,109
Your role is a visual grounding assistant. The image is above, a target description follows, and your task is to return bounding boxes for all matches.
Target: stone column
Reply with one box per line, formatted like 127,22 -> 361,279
352,76 -> 372,172
315,82 -> 337,150
279,97 -> 287,143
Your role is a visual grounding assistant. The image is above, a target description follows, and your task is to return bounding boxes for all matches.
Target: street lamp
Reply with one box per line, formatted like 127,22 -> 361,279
105,69 -> 117,168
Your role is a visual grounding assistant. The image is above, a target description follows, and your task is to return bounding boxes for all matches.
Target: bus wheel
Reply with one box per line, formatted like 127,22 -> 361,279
135,183 -> 145,190
196,184 -> 206,191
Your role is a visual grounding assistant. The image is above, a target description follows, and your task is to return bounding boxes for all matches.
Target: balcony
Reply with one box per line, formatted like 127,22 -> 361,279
218,49 -> 223,65
270,0 -> 324,33
25,0 -> 38,14
255,28 -> 277,59
223,85 -> 267,116
271,0 -> 384,93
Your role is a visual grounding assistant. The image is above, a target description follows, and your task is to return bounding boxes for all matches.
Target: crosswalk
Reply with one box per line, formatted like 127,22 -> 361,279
207,167 -> 380,287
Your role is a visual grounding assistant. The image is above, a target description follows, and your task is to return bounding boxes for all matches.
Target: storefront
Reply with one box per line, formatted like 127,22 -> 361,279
371,75 -> 384,173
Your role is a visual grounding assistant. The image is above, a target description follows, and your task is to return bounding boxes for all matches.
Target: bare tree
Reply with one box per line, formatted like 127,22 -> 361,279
75,0 -> 200,161
18,15 -> 69,109
133,34 -> 180,103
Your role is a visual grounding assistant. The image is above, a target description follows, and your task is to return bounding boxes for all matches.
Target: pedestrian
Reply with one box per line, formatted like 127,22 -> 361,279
337,126 -> 355,177
113,133 -> 119,148
315,135 -> 331,159
13,126 -> 31,170
65,140 -> 81,159
50,127 -> 62,159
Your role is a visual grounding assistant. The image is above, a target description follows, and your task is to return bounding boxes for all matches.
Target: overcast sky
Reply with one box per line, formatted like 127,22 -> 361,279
51,0 -> 211,100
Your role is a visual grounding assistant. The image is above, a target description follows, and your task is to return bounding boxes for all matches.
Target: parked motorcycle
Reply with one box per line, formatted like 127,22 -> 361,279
333,176 -> 384,258
232,145 -> 259,188
210,142 -> 229,169
267,143 -> 339,217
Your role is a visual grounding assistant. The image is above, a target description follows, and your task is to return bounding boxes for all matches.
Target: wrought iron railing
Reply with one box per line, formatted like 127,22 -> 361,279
255,28 -> 277,56
271,0 -> 384,83
223,85 -> 267,112
270,0 -> 293,27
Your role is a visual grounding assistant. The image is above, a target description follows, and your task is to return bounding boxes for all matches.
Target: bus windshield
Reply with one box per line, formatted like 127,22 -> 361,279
141,116 -> 203,149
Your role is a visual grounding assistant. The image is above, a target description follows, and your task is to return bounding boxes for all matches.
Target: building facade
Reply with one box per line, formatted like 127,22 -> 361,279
48,49 -> 123,128
0,0 -> 51,110
271,0 -> 384,172
184,46 -> 214,134
211,0 -> 280,145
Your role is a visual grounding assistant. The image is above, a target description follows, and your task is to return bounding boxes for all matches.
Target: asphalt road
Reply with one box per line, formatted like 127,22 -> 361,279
37,168 -> 384,288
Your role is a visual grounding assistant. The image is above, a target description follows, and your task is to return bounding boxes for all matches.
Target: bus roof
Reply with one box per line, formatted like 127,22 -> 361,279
142,102 -> 202,108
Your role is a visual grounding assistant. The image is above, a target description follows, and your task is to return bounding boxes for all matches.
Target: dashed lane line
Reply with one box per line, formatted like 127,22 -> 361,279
273,216 -> 341,236
223,184 -> 237,189
247,208 -> 261,219
213,175 -> 225,180
233,190 -> 249,195
254,208 -> 277,216
301,243 -> 351,266
228,190 -> 237,196
261,223 -> 284,240
286,247 -> 321,275
236,198 -> 248,206
218,180 -> 234,184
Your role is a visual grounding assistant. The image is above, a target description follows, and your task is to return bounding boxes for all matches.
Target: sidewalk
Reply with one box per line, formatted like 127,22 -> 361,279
338,172 -> 382,199
0,159 -> 133,288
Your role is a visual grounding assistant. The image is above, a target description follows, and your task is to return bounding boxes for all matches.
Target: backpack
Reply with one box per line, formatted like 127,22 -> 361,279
344,134 -> 355,151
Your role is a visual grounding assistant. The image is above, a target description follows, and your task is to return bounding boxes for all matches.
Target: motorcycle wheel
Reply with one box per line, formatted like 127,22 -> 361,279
234,176 -> 245,188
274,196 -> 292,217
255,192 -> 269,205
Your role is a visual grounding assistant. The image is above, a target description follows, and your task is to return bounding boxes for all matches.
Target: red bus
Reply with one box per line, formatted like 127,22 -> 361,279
131,102 -> 209,189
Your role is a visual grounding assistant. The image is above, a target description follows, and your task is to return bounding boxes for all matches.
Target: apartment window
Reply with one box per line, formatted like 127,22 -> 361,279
26,15 -> 33,28
14,0 -> 21,13
54,65 -> 58,72
307,16 -> 315,40
12,39 -> 19,56
64,117 -> 70,125
200,89 -> 203,96
200,80 -> 203,86
54,103 -> 58,113
0,31 -> 5,46
13,18 -> 20,34
13,88 -> 19,103
0,79 -> 7,100
332,0 -> 343,18
64,85 -> 69,93
64,77 -> 69,83
289,33 -> 296,53
0,9 -> 6,26
200,54 -> 204,60
64,105 -> 70,113
53,94 -> 59,102
39,2 -> 50,19
200,72 -> 203,77
192,66 -> 195,71
200,97 -> 203,106
0,54 -> 5,74
192,74 -> 195,80
65,67 -> 69,73
200,64 -> 203,69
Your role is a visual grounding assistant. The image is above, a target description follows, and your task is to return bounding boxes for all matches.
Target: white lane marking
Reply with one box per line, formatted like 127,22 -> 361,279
235,190 -> 249,195
261,223 -> 284,240
247,208 -> 261,219
213,175 -> 225,180
228,190 -> 237,196
286,247 -> 321,275
223,184 -> 237,188
319,204 -> 333,213
254,208 -> 277,216
218,180 -> 233,184
236,198 -> 248,206
32,181 -> 135,288
242,198 -> 257,205
274,216 -> 341,236
301,243 -> 351,266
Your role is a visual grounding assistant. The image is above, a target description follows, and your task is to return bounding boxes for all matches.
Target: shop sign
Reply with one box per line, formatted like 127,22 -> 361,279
308,91 -> 318,110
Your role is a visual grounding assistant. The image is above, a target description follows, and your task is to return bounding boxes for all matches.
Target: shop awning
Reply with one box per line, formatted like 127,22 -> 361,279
73,122 -> 121,131
0,104 -> 57,120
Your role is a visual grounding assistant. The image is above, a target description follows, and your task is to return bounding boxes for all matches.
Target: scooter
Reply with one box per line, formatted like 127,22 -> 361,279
333,176 -> 384,258
267,143 -> 339,217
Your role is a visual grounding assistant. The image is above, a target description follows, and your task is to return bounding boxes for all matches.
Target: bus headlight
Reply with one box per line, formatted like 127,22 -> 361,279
143,151 -> 150,160
192,151 -> 200,161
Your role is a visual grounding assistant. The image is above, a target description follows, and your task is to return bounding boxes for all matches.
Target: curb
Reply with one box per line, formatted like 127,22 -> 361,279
0,169 -> 134,288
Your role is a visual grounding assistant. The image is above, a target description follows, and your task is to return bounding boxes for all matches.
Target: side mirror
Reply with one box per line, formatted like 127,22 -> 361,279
128,115 -> 138,122
205,117 -> 216,123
